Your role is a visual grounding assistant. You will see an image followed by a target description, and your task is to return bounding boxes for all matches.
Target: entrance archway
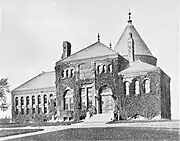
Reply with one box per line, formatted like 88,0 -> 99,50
97,86 -> 114,114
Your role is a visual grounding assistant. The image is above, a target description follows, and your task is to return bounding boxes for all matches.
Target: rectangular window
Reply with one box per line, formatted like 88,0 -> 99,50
32,98 -> 35,105
38,107 -> 41,114
32,108 -> 36,114
26,108 -> 30,115
44,107 -> 47,114
87,87 -> 93,109
16,109 -> 18,115
81,88 -> 86,109
21,108 -> 24,115
70,98 -> 74,111
88,95 -> 93,108
65,98 -> 69,110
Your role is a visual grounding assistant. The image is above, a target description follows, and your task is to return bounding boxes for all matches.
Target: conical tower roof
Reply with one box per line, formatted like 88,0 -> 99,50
114,24 -> 153,56
114,12 -> 157,66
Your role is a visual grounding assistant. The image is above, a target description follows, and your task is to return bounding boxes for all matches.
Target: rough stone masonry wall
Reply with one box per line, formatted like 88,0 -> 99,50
119,69 -> 162,119
160,69 -> 171,119
55,54 -> 125,121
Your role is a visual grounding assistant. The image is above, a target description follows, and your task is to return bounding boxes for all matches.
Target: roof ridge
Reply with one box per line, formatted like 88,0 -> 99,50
12,71 -> 55,92
57,41 -> 118,63
12,73 -> 43,92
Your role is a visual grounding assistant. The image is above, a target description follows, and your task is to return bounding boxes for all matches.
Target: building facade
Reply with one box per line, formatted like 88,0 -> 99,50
11,13 -> 171,122
11,71 -> 57,123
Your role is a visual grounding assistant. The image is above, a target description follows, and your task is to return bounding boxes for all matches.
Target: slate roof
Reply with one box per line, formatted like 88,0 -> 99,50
114,23 -> 153,57
60,41 -> 118,62
12,71 -> 55,91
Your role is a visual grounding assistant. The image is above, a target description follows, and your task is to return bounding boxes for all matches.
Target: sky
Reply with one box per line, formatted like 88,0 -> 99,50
0,0 -> 179,119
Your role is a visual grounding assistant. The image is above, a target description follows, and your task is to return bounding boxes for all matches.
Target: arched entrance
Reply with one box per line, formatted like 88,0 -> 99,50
97,86 -> 114,114
63,89 -> 74,111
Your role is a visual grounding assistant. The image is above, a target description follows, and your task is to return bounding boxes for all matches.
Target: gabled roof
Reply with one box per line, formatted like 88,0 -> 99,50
12,71 -> 55,91
119,61 -> 157,74
60,41 -> 118,62
114,23 -> 153,57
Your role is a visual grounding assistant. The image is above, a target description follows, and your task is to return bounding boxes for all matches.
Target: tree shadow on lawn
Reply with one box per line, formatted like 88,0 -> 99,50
8,127 -> 180,141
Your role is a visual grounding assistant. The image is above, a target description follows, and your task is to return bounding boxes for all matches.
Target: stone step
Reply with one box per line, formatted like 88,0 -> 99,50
83,112 -> 114,124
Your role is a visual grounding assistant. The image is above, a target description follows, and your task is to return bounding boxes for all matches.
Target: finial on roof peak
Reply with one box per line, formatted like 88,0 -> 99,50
109,41 -> 112,49
127,6 -> 132,24
97,32 -> 100,42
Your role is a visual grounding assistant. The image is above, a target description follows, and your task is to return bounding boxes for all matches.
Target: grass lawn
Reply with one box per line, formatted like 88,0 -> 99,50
9,127 -> 180,141
0,129 -> 43,137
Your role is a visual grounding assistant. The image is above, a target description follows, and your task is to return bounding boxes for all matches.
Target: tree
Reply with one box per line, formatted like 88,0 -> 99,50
0,78 -> 10,111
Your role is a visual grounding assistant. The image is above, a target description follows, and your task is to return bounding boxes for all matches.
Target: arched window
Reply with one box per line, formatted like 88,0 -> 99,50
97,65 -> 100,74
21,97 -> 24,106
20,97 -> 24,115
44,95 -> 47,104
108,64 -> 112,73
26,96 -> 29,105
64,90 -> 74,111
38,95 -> 41,104
135,80 -> 140,95
32,95 -> 35,105
50,94 -> 53,98
66,70 -> 69,77
124,82 -> 130,96
54,99 -> 56,108
70,69 -> 74,77
143,79 -> 150,93
61,70 -> 64,78
102,65 -> 106,73
99,65 -> 103,74
15,97 -> 18,106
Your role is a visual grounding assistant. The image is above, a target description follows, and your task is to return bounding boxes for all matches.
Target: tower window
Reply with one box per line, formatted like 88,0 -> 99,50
124,81 -> 130,96
135,80 -> 140,95
143,79 -> 150,93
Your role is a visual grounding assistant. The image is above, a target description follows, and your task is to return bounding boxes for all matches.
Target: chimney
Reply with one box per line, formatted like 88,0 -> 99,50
61,41 -> 71,59
127,32 -> 135,63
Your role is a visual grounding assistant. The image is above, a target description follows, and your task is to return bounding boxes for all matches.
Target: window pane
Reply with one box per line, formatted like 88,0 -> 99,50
44,107 -> 47,114
65,98 -> 69,110
32,108 -> 35,114
70,98 -> 74,110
